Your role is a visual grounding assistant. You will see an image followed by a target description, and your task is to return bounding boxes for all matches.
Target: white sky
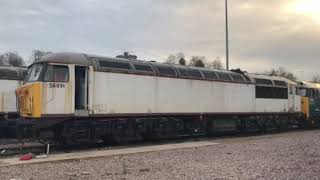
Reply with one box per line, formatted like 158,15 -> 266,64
0,0 -> 319,80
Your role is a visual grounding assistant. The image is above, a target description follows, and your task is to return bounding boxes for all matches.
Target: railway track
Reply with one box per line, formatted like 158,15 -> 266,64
0,139 -> 46,157
0,128 -> 312,158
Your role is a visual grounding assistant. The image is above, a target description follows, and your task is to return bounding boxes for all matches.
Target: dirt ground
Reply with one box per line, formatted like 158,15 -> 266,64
1,130 -> 320,180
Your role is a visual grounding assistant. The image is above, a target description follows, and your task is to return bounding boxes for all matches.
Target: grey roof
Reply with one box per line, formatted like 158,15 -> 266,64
37,52 -> 94,66
36,52 -> 144,68
34,52 -> 252,83
0,66 -> 27,80
249,73 -> 298,87
36,52 -> 232,71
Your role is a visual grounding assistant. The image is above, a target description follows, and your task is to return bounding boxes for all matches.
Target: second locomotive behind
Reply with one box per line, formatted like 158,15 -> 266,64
0,66 -> 26,137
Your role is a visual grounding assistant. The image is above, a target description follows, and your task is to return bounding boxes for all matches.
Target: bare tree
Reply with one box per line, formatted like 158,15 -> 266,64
176,52 -> 186,65
8,52 -> 24,67
166,54 -> 176,64
208,57 -> 224,69
189,56 -> 206,67
312,74 -> 320,83
265,67 -> 297,81
0,51 -> 25,67
31,50 -> 52,62
166,52 -> 186,65
0,54 -> 5,66
176,52 -> 185,60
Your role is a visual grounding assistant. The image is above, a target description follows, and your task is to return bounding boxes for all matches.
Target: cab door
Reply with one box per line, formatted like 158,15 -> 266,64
74,66 -> 89,116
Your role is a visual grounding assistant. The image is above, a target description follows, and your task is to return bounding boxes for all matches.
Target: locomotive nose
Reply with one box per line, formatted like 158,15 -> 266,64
16,83 -> 42,118
16,85 -> 31,116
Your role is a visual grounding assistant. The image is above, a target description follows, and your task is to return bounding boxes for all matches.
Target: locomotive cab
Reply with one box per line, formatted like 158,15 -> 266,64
16,60 -> 91,119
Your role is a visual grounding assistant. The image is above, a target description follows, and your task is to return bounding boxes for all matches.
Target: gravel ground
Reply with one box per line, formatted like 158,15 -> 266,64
1,130 -> 320,180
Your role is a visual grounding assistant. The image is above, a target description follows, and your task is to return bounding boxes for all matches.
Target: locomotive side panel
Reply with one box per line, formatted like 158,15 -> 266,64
294,95 -> 302,112
222,83 -> 256,113
91,71 -> 255,115
255,99 -> 289,112
288,83 -> 302,112
92,72 -> 136,114
250,74 -> 302,114
0,80 -> 21,113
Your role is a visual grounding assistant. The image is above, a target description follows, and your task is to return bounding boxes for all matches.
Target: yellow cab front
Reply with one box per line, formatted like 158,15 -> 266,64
16,63 -> 71,119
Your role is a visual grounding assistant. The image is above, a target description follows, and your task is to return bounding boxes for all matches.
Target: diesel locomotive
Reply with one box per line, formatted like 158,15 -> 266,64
12,52 -> 316,144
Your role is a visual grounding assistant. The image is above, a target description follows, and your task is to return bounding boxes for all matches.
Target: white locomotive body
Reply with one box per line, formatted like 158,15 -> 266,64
0,66 -> 26,117
0,66 -> 26,137
16,52 -> 304,143
250,74 -> 301,113
91,72 -> 256,115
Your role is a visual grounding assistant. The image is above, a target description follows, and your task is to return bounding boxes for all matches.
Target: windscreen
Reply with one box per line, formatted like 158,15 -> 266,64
25,64 -> 43,82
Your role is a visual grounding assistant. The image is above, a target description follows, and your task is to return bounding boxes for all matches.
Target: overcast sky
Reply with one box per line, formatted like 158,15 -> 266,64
0,0 -> 319,80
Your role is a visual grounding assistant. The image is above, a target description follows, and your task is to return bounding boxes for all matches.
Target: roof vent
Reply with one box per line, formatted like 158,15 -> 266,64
116,52 -> 137,60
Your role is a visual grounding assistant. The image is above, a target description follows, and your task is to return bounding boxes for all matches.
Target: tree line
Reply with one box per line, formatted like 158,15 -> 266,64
0,50 -> 51,67
165,52 -> 307,82
0,50 -> 319,83
165,52 -> 224,69
165,52 -> 302,82
263,67 -> 297,81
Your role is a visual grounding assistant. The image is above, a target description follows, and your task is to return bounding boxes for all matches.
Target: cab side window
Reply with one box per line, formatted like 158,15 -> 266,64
44,65 -> 69,82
